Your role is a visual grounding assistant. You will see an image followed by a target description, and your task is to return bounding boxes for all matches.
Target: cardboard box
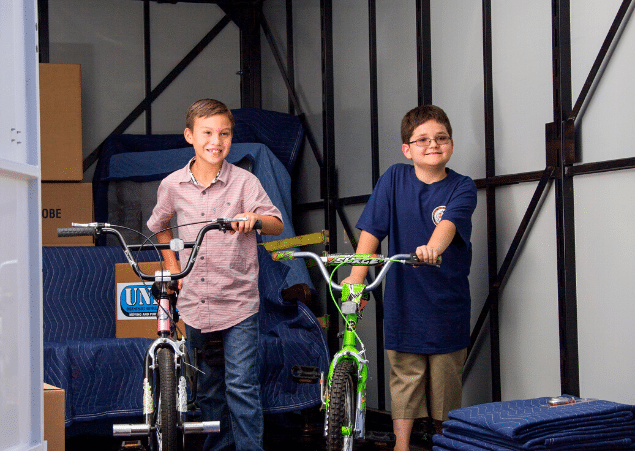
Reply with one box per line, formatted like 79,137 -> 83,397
39,63 -> 83,181
43,383 -> 65,451
41,182 -> 93,246
115,261 -> 185,338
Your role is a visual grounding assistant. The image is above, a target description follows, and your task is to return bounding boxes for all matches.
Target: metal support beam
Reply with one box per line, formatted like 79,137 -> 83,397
143,0 -> 152,134
286,0 -> 295,115
367,0 -> 386,411
552,0 -> 580,397
37,0 -> 49,63
220,3 -> 263,108
481,0 -> 501,402
321,0 -> 339,356
416,0 -> 432,105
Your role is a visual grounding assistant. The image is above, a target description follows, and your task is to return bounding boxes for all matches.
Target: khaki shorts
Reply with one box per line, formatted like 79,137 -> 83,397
387,348 -> 466,421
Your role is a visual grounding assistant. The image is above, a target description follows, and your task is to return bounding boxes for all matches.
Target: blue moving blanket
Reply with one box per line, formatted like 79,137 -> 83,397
433,396 -> 635,450
43,245 -> 329,425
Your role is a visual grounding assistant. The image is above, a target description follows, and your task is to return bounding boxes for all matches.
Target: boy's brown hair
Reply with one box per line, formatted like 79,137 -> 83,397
400,105 -> 452,144
185,99 -> 235,131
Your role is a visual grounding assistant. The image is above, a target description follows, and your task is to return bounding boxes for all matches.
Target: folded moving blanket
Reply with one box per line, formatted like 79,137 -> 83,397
432,396 -> 635,451
434,433 -> 635,451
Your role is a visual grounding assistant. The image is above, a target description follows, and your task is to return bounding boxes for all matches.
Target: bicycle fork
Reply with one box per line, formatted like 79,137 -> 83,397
112,337 -> 220,438
322,311 -> 369,440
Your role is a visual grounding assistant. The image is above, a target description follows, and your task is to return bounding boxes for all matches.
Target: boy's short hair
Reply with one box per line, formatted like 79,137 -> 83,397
401,105 -> 452,144
185,99 -> 235,131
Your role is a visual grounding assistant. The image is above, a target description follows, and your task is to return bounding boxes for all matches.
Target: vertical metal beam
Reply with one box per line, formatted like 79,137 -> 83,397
286,0 -> 295,115
321,0 -> 339,355
416,0 -> 433,105
551,0 -> 580,397
37,0 -> 50,63
482,0 -> 501,402
221,4 -> 263,108
143,0 -> 152,134
367,0 -> 386,411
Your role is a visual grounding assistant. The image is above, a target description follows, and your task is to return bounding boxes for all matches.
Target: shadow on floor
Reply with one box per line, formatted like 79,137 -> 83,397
65,408 -> 433,451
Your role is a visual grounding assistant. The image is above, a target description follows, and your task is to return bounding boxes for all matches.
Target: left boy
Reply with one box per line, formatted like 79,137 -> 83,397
147,99 -> 283,451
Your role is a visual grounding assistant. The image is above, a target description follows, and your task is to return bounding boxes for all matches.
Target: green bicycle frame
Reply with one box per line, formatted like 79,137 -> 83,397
324,283 -> 369,439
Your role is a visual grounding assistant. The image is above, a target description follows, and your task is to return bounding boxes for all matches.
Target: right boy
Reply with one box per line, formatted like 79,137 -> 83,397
342,105 -> 477,450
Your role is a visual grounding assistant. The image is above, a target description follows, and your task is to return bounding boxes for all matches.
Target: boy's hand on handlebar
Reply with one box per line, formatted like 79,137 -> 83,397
230,213 -> 259,235
167,279 -> 183,293
415,244 -> 440,265
341,275 -> 364,285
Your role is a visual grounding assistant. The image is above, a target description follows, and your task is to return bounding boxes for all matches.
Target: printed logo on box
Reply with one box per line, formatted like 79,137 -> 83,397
117,283 -> 157,319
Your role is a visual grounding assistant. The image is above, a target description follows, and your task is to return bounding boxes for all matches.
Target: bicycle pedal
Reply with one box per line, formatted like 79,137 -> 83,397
119,440 -> 147,451
365,431 -> 396,443
291,365 -> 320,384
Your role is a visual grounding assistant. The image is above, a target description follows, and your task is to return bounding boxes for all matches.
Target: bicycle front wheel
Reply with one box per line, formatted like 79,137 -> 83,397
155,347 -> 178,451
326,360 -> 357,451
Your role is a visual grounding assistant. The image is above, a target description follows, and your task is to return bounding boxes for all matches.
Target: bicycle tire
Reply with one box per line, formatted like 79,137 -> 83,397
155,347 -> 178,451
326,360 -> 357,451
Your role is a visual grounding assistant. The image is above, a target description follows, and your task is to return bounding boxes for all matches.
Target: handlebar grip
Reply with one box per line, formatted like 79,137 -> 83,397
408,253 -> 442,266
271,251 -> 295,261
57,227 -> 96,237
254,219 -> 263,230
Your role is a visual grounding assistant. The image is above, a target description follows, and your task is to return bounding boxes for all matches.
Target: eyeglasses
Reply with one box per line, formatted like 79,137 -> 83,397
408,136 -> 451,148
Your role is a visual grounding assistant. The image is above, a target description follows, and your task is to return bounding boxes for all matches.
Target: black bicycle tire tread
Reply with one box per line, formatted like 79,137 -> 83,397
326,360 -> 356,451
157,348 -> 178,451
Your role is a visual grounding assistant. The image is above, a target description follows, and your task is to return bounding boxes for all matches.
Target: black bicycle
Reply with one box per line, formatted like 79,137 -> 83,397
58,217 -> 260,451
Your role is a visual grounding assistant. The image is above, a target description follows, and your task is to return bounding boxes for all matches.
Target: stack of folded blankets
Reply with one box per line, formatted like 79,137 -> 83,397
433,396 -> 635,450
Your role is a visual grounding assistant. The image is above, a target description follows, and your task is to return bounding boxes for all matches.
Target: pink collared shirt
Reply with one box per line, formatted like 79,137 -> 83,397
147,158 -> 283,332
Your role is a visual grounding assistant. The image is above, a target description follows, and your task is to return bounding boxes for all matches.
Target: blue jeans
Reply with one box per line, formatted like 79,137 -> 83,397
185,314 -> 264,451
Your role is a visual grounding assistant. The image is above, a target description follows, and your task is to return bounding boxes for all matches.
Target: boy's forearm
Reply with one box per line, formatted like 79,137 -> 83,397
156,229 -> 180,273
426,219 -> 456,254
259,215 -> 284,236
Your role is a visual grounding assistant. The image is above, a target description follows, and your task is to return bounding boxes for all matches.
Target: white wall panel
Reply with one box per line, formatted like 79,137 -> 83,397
575,170 -> 635,404
571,0 -> 635,163
490,0 -> 553,176
49,0 -> 145,179
497,183 -> 561,400
431,0 -> 486,180
375,1 -> 418,176
149,3 -> 240,133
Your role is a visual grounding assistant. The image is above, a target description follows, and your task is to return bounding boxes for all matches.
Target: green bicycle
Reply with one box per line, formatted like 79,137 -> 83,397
271,251 -> 439,451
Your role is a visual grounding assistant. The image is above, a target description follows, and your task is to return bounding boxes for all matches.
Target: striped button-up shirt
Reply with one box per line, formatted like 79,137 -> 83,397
147,158 -> 282,332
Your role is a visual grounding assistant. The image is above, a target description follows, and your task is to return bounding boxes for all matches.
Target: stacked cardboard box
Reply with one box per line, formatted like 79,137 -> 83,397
39,63 -> 93,246
43,383 -> 65,451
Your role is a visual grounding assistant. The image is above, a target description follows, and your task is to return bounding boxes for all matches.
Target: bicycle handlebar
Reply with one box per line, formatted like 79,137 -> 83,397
271,250 -> 440,293
57,218 -> 262,282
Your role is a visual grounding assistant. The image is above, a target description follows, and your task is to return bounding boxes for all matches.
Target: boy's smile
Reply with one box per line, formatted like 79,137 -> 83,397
402,119 -> 453,181
184,114 -> 233,172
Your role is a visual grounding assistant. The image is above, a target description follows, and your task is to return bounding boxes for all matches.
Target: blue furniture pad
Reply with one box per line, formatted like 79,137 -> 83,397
43,245 -> 329,425
433,396 -> 635,451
